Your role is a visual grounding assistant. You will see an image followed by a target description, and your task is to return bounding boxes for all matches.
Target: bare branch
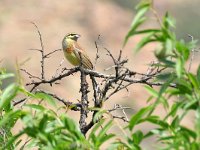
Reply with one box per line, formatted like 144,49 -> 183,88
52,58 -> 65,78
108,104 -> 133,112
28,48 -> 42,52
19,24 -> 175,136
44,49 -> 62,58
79,67 -> 89,135
30,21 -> 45,79
109,104 -> 132,122
20,69 -> 42,80
36,89 -> 81,111
94,35 -> 101,68
112,115 -> 129,122
188,34 -> 195,72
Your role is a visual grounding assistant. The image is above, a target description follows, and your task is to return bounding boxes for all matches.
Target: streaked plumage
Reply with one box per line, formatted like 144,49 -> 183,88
62,33 -> 93,70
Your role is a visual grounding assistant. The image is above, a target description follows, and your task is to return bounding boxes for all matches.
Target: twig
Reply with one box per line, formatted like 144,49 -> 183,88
112,115 -> 129,122
14,67 -> 79,106
44,49 -> 62,58
52,58 -> 65,78
108,104 -> 133,112
30,22 -> 45,80
36,89 -> 81,111
105,70 -> 128,100
151,1 -> 162,27
94,35 -> 101,68
25,67 -> 79,87
20,69 -> 42,80
188,34 -> 195,72
109,104 -> 132,122
20,138 -> 31,150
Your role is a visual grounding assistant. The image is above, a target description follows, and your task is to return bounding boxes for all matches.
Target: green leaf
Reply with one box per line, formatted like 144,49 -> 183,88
180,126 -> 197,140
89,119 -> 105,140
183,98 -> 198,110
123,2 -> 151,47
2,131 -> 24,149
134,29 -> 161,34
171,115 -> 180,128
195,107 -> 200,140
98,120 -> 113,140
0,83 -> 19,111
89,119 -> 105,144
19,88 -> 56,107
88,119 -> 114,148
163,12 -> 175,29
135,32 -> 156,52
98,133 -> 115,147
187,73 -> 199,89
145,86 -> 168,108
24,104 -> 45,111
61,115 -> 84,140
157,72 -> 174,81
157,75 -> 174,107
93,109 -> 107,122
0,73 -> 14,80
170,79 -> 192,95
165,38 -> 174,56
143,116 -> 169,128
15,139 -> 22,147
175,40 -> 190,61
164,102 -> 182,120
35,92 -> 56,107
197,65 -> 200,84
131,130 -> 143,145
176,57 -> 183,78
128,105 -> 152,130
0,110 -> 25,127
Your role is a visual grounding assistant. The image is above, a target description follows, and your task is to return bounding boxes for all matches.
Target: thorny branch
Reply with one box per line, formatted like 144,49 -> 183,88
36,89 -> 82,111
15,24 -> 175,135
30,22 -> 45,80
79,67 -> 90,135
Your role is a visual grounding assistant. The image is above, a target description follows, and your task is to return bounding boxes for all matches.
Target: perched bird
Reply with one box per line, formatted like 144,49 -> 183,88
62,33 -> 93,70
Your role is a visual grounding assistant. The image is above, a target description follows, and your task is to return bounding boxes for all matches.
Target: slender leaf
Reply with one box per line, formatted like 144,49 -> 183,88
24,104 -> 46,111
123,2 -> 150,46
0,110 -> 25,127
135,32 -> 156,52
129,105 -> 152,130
176,57 -> 183,78
35,92 -> 56,107
0,83 -> 19,111
0,73 -> 14,80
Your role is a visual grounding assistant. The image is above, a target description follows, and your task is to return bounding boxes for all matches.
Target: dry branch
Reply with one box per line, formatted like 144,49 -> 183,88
16,23 -> 173,135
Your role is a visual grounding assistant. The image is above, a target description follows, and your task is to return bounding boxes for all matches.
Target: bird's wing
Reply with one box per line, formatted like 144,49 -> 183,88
73,42 -> 93,70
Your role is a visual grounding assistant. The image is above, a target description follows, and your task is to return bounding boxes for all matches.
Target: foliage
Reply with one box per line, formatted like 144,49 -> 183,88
121,1 -> 200,150
0,1 -> 200,150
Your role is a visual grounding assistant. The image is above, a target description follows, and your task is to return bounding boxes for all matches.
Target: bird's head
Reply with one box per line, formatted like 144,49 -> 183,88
64,33 -> 81,41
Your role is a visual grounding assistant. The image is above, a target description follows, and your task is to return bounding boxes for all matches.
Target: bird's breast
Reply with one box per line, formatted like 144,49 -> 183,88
66,47 -> 73,53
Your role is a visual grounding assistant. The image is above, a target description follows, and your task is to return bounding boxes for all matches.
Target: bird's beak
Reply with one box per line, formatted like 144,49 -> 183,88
75,34 -> 81,38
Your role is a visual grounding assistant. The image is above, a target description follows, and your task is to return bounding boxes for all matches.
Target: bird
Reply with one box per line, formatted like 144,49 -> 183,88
62,33 -> 93,70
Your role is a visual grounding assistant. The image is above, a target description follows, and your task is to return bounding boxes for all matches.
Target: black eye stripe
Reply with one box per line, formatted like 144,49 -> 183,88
68,33 -> 76,36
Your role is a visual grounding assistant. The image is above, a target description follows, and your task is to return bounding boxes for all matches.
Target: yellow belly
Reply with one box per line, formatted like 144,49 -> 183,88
64,51 -> 80,66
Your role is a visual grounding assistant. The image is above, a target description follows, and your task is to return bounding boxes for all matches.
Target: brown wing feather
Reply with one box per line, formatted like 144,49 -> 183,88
73,42 -> 93,70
